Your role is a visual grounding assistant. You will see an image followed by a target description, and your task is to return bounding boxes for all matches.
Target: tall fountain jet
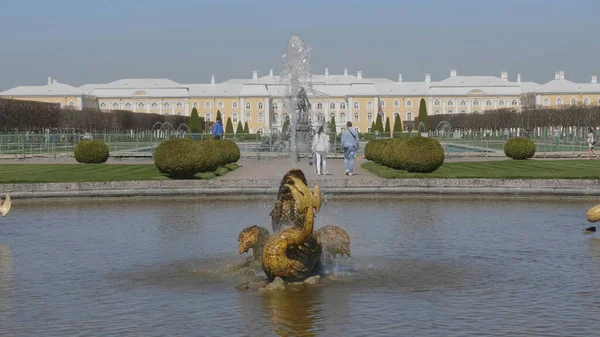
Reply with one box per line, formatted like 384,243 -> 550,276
279,34 -> 313,167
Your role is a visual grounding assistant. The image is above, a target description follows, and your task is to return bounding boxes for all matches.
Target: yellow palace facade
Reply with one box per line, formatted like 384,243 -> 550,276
2,69 -> 599,133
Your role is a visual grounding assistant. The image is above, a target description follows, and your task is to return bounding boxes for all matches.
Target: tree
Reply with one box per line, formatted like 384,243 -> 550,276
329,116 -> 336,134
236,121 -> 244,134
370,121 -> 376,132
189,107 -> 202,134
225,117 -> 234,134
243,121 -> 249,133
384,117 -> 391,133
374,113 -> 383,132
393,113 -> 403,135
216,110 -> 222,122
418,98 -> 430,131
281,115 -> 290,140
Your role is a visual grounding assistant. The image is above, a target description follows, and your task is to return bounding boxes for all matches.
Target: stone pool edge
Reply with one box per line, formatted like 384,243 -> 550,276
1,178 -> 600,199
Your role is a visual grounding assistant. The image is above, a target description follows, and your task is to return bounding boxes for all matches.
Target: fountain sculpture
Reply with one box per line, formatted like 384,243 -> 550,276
0,195 -> 11,217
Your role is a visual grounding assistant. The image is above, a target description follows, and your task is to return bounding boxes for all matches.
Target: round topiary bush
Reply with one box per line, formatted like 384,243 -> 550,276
195,140 -> 220,172
221,139 -> 240,164
398,137 -> 445,173
153,138 -> 203,179
504,137 -> 536,160
74,139 -> 109,164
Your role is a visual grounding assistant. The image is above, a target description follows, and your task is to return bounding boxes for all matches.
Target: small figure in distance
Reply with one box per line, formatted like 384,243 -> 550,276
587,127 -> 599,160
341,121 -> 359,176
311,126 -> 330,175
212,117 -> 224,140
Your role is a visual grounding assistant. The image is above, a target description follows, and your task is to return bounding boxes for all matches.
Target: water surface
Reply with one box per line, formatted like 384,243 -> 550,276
1,196 -> 600,336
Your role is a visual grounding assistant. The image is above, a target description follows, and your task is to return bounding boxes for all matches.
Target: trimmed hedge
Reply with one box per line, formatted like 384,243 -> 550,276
504,137 -> 536,160
154,138 -> 241,179
364,137 -> 444,173
74,139 -> 109,164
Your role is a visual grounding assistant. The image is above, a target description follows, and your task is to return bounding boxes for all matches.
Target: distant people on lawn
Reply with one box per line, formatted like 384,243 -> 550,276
212,117 -> 224,140
311,125 -> 330,175
341,121 -> 359,176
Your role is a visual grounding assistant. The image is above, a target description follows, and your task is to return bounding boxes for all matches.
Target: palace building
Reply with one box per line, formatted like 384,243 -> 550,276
2,69 -> 599,133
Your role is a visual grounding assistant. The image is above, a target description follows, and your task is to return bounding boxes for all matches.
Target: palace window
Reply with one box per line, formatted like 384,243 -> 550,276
367,101 -> 373,110
68,101 -> 75,108
330,102 -> 336,109
556,97 -> 563,105
258,102 -> 264,110
406,100 -> 413,107
584,97 -> 591,106
406,112 -> 413,121
111,102 -> 118,109
232,101 -> 238,108
570,98 -> 577,106
57,101 -> 63,108
273,102 -> 279,110
447,100 -> 454,106
339,102 -> 345,110
232,113 -> 238,123
317,113 -> 325,123
245,112 -> 251,122
100,103 -> 106,109
380,100 -> 385,107
340,112 -> 346,123
330,112 -> 336,119
176,102 -> 183,109
434,100 -> 440,106
218,101 -> 223,109
151,102 -> 158,109
125,102 -> 131,109
205,102 -> 211,109
164,102 -> 171,109
544,98 -> 550,106
460,100 -> 466,106
257,127 -> 264,135
205,113 -> 211,122
499,100 -> 505,106
354,101 -> 359,109
473,100 -> 480,106
316,102 -> 322,110
367,112 -> 373,123
258,112 -> 263,123
272,113 -> 279,123
512,100 -> 518,106
393,100 -> 399,107
354,112 -> 359,122
393,112 -> 399,119
137,102 -> 145,109
486,100 -> 492,106
246,102 -> 251,110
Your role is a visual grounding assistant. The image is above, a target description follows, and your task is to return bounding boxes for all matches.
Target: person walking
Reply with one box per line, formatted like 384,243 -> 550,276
212,117 -> 224,140
311,126 -> 330,175
341,121 -> 359,176
588,127 -> 598,160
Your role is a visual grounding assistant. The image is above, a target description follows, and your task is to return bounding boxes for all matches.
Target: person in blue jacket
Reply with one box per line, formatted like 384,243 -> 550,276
212,117 -> 224,140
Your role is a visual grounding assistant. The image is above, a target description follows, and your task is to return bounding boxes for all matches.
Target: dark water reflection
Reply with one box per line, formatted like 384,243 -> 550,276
2,197 -> 600,336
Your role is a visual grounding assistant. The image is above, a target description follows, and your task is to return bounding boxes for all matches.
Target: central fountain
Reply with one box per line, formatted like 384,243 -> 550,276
279,34 -> 314,166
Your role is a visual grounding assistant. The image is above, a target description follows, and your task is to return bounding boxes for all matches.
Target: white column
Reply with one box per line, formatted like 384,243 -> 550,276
146,101 -> 150,113
324,98 -> 329,126
240,98 -> 245,124
264,97 -> 270,131
160,100 -> 163,114
172,102 -> 175,114
185,101 -> 190,115
427,97 -> 433,115
77,97 -> 83,109
535,95 -> 542,107
374,96 -> 379,117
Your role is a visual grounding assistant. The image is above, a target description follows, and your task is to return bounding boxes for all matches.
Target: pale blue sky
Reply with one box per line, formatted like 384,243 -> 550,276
1,0 -> 599,90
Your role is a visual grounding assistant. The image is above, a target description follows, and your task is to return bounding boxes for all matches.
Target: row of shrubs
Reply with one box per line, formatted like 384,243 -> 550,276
364,137 -> 445,173
153,138 -> 240,178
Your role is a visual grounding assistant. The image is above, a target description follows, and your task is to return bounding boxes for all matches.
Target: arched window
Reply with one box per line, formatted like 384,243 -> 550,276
100,102 -> 106,109
316,102 -> 322,110
460,100 -> 466,106
367,101 -> 373,110
257,127 -> 264,135
193,102 -> 198,109
329,112 -> 336,119
340,102 -> 346,110
273,102 -> 279,110
258,102 -> 264,110
205,113 -> 211,122
164,102 -> 170,109
499,100 -> 505,106
434,100 -> 440,106
329,102 -> 336,109
112,102 -> 119,109
544,98 -> 550,106
245,112 -> 251,122
258,112 -> 264,123
367,112 -> 373,123
406,112 -> 413,121
317,113 -> 325,123
137,102 -> 145,109
176,102 -> 183,108
393,111 -> 399,119
512,100 -> 518,106
272,113 -> 279,123
473,100 -> 479,106
584,97 -> 591,106
393,100 -> 399,107
380,100 -> 385,107
353,101 -> 359,109
570,97 -> 576,106
246,102 -> 251,110
232,101 -> 238,109
68,101 -> 75,108
406,100 -> 413,107
205,101 -> 211,109
151,102 -> 158,109
232,113 -> 238,123
556,97 -> 563,105
354,112 -> 359,122
485,100 -> 492,106
218,101 -> 223,109
340,113 -> 346,123
125,102 -> 131,109
447,100 -> 454,106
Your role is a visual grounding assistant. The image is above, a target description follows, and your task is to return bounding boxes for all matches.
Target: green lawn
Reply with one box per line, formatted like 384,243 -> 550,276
362,160 -> 600,179
0,163 -> 238,183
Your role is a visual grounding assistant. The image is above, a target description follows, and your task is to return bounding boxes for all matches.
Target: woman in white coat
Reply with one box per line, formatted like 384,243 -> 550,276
312,126 -> 330,175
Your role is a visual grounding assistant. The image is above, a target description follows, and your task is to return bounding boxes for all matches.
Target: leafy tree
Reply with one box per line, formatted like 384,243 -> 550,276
328,116 -> 336,134
393,113 -> 403,135
418,98 -> 430,131
236,121 -> 244,134
225,117 -> 234,134
370,121 -> 376,132
216,110 -> 222,122
384,117 -> 391,133
243,121 -> 249,133
374,113 -> 383,132
189,108 -> 202,134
